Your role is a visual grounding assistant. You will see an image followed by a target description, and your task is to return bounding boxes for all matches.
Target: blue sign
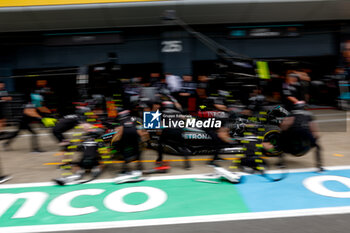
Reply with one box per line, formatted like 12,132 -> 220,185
143,110 -> 162,129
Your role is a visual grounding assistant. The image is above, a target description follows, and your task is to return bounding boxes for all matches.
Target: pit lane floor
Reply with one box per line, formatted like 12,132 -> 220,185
1,109 -> 349,184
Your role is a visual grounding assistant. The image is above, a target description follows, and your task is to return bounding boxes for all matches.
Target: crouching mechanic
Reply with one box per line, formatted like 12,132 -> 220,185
52,107 -> 93,148
53,129 -> 105,186
264,102 -> 323,172
111,110 -> 149,173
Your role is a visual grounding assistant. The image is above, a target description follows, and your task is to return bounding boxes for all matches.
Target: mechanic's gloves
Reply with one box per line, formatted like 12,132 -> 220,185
42,117 -> 57,127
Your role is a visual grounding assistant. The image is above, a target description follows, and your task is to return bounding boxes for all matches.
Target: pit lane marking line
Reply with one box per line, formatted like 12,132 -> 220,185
18,132 -> 80,137
333,154 -> 345,157
3,206 -> 350,233
315,118 -> 350,123
3,165 -> 350,189
314,113 -> 348,117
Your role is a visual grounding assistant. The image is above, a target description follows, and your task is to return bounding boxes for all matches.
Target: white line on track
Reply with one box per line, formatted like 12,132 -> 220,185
2,165 -> 350,189
314,112 -> 348,117
3,206 -> 350,233
315,118 -> 350,123
17,132 -> 77,137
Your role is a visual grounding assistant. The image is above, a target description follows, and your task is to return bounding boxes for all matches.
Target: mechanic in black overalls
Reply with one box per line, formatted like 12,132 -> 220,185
282,73 -> 303,111
2,103 -> 48,152
53,131 -> 104,186
279,102 -> 323,171
199,91 -> 231,166
52,107 -> 91,147
112,110 -> 147,173
156,101 -> 191,169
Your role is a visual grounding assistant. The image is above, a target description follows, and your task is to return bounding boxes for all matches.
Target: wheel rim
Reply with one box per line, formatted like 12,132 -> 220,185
263,130 -> 282,156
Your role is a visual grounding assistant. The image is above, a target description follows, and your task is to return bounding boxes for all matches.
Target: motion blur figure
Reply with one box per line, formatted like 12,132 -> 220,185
53,131 -> 104,186
179,75 -> 197,112
151,73 -> 168,91
292,69 -> 311,103
203,91 -> 232,165
0,82 -> 12,183
2,103 -> 46,152
111,110 -> 148,173
165,73 -> 182,94
264,102 -> 323,171
336,40 -> 350,80
52,107 -> 92,147
196,75 -> 209,107
156,101 -> 191,169
282,73 -> 304,111
0,81 -> 12,132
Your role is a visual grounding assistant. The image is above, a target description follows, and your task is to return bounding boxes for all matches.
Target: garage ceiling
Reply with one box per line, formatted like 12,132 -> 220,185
0,0 -> 349,32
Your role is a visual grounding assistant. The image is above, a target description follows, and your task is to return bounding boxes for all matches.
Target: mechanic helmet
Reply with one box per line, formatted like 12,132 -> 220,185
293,101 -> 306,110
249,95 -> 265,104
139,101 -> 150,109
218,90 -> 230,97
24,103 -> 36,109
116,106 -> 124,112
162,101 -> 175,110
159,88 -> 170,96
92,94 -> 104,104
75,106 -> 92,116
117,109 -> 131,121
287,73 -> 300,79
139,97 -> 152,109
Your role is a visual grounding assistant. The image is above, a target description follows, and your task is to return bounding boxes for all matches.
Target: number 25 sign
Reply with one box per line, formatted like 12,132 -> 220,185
161,41 -> 183,53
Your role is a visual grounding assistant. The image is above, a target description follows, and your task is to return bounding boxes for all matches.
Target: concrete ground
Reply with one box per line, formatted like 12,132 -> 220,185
49,214 -> 350,233
0,109 -> 349,184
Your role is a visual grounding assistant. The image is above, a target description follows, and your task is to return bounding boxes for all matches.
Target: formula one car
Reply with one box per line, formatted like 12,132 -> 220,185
147,105 -> 288,158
